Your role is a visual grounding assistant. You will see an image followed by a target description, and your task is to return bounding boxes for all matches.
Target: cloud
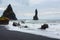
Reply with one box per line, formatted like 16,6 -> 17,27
37,8 -> 60,19
0,8 -> 5,10
16,12 -> 34,19
0,0 -> 60,19
0,0 -> 2,4
38,8 -> 60,16
29,0 -> 44,5
29,0 -> 60,5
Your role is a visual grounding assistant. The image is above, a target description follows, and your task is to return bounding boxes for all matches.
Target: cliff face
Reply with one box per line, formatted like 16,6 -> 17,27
1,4 -> 17,20
33,9 -> 38,20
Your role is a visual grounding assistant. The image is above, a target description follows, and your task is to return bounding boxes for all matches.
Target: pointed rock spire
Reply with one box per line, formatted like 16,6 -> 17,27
6,4 -> 13,12
1,4 -> 17,20
33,9 -> 39,20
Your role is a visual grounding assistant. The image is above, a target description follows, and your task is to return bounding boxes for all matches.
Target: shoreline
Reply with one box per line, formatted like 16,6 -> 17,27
0,29 -> 59,40
0,23 -> 60,40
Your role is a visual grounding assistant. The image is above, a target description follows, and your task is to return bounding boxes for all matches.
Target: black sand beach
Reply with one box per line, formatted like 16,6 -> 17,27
0,26 -> 59,40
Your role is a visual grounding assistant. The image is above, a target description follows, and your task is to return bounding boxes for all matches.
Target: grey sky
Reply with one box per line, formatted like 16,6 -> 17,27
0,0 -> 60,19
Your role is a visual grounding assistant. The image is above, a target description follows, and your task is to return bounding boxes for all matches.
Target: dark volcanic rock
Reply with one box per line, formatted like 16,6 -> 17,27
1,4 -> 17,20
13,22 -> 20,26
33,9 -> 38,20
24,26 -> 28,28
40,24 -> 49,30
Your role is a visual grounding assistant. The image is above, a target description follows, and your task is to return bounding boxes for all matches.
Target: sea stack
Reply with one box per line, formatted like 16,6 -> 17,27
1,4 -> 17,20
33,9 -> 38,20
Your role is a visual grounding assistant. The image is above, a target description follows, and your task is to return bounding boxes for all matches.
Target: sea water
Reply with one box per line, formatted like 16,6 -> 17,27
6,19 -> 60,39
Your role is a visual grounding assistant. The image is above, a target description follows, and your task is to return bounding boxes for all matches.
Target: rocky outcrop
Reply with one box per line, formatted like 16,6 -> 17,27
40,24 -> 49,30
33,9 -> 38,20
24,26 -> 28,28
1,4 -> 17,20
13,22 -> 20,26
0,17 -> 9,25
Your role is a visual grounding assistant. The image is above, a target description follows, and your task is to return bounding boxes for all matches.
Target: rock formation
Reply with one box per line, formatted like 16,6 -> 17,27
13,22 -> 20,26
33,9 -> 38,20
40,24 -> 49,30
24,26 -> 28,28
1,4 -> 17,20
0,17 -> 9,25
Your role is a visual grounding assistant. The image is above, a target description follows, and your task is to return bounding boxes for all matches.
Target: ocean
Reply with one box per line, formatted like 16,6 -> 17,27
3,19 -> 60,39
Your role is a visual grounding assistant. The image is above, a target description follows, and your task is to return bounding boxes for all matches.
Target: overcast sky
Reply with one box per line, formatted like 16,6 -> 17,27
0,0 -> 60,19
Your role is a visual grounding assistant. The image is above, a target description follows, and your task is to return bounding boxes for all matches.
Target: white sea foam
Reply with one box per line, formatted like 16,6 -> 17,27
5,20 -> 60,39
